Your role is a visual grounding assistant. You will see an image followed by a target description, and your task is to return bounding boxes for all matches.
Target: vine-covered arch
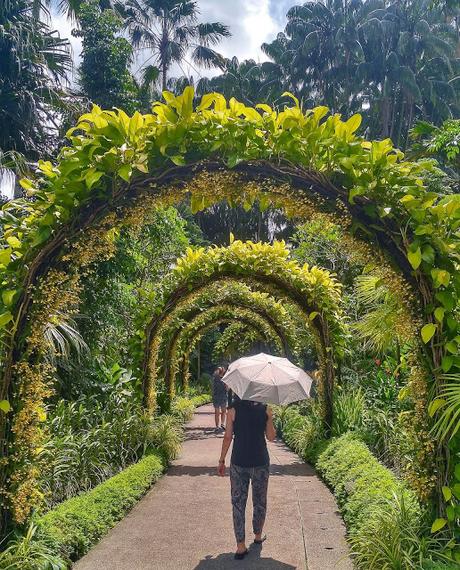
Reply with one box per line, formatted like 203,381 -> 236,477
168,304 -> 287,394
144,270 -> 320,400
0,87 -> 458,527
212,322 -> 267,363
143,240 -> 345,419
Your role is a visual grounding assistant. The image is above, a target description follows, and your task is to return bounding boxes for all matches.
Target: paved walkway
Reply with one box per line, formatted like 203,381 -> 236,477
74,405 -> 353,570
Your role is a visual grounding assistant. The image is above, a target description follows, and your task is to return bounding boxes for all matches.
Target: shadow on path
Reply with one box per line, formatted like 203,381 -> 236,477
194,545 -> 296,570
167,462 -> 314,478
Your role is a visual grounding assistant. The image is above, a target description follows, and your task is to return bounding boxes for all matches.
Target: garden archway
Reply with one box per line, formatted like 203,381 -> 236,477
143,242 -> 340,407
0,88 -> 458,528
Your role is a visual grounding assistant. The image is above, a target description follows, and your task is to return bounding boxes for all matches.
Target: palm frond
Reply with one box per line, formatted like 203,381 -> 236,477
43,312 -> 88,364
431,373 -> 460,441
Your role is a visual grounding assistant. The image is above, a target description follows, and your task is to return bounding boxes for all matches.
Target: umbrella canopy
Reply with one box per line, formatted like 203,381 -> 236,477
222,353 -> 313,405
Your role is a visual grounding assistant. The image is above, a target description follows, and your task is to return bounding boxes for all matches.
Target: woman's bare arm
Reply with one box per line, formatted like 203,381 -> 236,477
265,407 -> 276,442
218,407 -> 235,475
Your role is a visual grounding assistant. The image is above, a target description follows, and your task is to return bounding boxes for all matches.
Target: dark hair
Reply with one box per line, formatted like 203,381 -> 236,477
233,396 -> 265,410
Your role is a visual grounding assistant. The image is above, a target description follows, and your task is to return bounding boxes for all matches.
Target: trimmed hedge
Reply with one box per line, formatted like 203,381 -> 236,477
36,451 -> 165,561
315,432 -> 422,533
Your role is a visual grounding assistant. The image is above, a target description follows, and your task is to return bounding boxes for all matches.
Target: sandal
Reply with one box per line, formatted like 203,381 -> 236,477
253,535 -> 267,544
234,549 -> 248,560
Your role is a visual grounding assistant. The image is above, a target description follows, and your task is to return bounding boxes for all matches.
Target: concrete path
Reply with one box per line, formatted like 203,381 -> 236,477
74,405 -> 353,570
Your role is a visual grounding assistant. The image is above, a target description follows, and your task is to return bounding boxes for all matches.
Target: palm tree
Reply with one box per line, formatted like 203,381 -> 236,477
119,0 -> 230,91
261,0 -> 367,113
0,0 -> 71,159
196,57 -> 284,106
357,0 -> 459,146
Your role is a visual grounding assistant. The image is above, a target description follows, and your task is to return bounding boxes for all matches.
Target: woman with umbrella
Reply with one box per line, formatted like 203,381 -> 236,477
217,353 -> 313,560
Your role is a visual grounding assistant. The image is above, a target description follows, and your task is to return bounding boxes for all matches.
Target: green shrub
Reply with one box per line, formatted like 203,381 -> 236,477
36,452 -> 164,562
189,394 -> 211,407
149,415 -> 183,462
332,386 -> 365,437
422,562 -> 460,570
170,396 -> 195,422
0,524 -> 66,570
348,491 -> 426,569
274,404 -> 325,463
315,432 -> 421,533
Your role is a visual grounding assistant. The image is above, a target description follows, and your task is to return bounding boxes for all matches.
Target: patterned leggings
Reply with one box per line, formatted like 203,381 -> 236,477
230,463 -> 270,543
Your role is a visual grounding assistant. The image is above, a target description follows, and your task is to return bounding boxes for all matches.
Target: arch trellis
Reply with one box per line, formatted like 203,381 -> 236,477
170,306 -> 286,394
145,274 -> 319,399
212,321 -> 267,362
143,240 -> 345,418
0,87 -> 458,527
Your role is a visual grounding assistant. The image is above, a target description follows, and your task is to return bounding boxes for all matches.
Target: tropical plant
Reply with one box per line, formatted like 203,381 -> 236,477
332,386 -> 365,437
348,492 -> 453,569
73,1 -> 139,113
196,57 -> 284,106
148,414 -> 183,462
119,0 -> 230,90
260,0 -> 460,145
0,0 -> 71,159
0,524 -> 66,570
430,374 -> 460,441
353,273 -> 410,353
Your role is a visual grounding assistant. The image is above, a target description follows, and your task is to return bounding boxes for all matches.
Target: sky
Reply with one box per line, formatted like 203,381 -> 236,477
1,0 -> 294,198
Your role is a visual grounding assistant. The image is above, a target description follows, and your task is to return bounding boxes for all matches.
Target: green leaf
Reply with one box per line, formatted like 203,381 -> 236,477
434,307 -> 445,323
435,291 -> 455,311
281,92 -> 300,108
446,505 -> 455,522
0,312 -> 13,327
442,355 -> 453,372
0,400 -> 11,413
31,226 -> 51,248
117,164 -> 132,183
431,268 -> 450,288
190,194 -> 205,214
431,518 -> 447,533
407,247 -> 422,270
19,178 -> 34,191
309,312 -> 319,321
170,155 -> 185,166
344,114 -> 362,135
421,323 -> 437,343
0,248 -> 12,266
455,463 -> 460,481
442,486 -> 452,501
446,341 -> 458,354
2,289 -> 17,308
6,236 -> 21,249
85,169 -> 104,189
429,398 -> 446,416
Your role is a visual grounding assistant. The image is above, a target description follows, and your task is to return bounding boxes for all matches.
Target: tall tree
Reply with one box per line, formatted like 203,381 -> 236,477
260,0 -> 459,147
357,0 -> 459,146
119,0 -> 230,91
73,1 -> 139,112
0,0 -> 71,160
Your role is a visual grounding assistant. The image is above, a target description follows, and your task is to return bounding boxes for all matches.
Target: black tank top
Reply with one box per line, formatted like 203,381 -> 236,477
231,401 -> 269,468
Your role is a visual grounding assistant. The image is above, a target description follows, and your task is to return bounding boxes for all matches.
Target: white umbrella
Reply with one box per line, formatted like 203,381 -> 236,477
222,353 -> 313,405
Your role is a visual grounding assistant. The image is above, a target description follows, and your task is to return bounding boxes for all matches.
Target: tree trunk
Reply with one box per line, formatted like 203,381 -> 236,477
381,95 -> 391,139
161,14 -> 168,91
